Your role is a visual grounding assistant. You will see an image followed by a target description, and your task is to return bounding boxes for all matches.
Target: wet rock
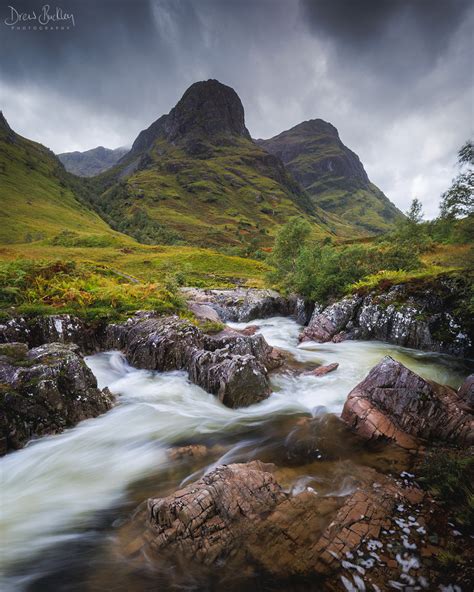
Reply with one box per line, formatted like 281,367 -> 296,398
288,294 -> 315,325
106,314 -> 272,408
106,314 -> 203,370
187,349 -> 270,407
300,297 -> 360,343
167,444 -> 209,462
0,314 -> 105,354
181,287 -> 292,322
284,414 -> 364,462
136,460 -> 464,589
146,461 -> 286,565
300,277 -> 473,357
204,327 -> 282,370
458,374 -> 474,411
306,362 -> 339,377
238,324 -> 259,336
341,356 -> 474,449
0,342 -> 114,454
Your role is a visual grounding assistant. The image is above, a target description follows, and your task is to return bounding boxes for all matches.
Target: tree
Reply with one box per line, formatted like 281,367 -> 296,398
386,197 -> 430,252
267,217 -> 311,289
406,198 -> 424,224
440,140 -> 474,219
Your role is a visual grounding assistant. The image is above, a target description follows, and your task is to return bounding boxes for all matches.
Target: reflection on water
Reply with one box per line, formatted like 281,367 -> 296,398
0,316 -> 470,591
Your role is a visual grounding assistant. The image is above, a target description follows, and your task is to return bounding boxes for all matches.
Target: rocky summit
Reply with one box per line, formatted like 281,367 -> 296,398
131,79 -> 252,155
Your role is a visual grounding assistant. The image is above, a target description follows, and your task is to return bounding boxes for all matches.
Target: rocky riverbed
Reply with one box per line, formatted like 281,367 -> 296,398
0,289 -> 473,591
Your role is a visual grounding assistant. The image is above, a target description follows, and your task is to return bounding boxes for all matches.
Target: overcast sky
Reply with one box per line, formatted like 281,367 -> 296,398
1,0 -> 472,217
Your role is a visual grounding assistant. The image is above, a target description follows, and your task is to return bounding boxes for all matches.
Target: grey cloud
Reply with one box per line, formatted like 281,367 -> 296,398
0,0 -> 472,218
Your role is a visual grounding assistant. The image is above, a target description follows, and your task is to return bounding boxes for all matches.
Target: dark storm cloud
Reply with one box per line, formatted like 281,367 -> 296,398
301,0 -> 470,54
0,0 -> 472,217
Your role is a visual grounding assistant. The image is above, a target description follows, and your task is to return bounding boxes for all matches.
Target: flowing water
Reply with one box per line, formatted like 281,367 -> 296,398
0,317 -> 470,591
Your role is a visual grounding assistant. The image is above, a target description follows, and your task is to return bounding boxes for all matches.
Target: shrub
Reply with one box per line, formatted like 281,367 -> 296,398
0,260 -> 184,320
418,450 -> 474,528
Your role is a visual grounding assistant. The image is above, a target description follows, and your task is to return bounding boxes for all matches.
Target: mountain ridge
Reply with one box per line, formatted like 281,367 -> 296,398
83,79 -> 345,247
257,118 -> 403,233
58,146 -> 128,177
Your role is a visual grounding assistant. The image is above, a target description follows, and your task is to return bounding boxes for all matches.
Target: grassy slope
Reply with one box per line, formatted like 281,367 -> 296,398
90,137 -> 359,248
0,127 -> 126,245
0,243 -> 268,287
0,120 -> 269,319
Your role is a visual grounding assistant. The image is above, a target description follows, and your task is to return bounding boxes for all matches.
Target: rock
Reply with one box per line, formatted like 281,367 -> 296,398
106,314 -> 272,408
284,414 -> 364,462
300,297 -> 360,343
306,362 -> 339,377
181,287 -> 292,322
0,314 -> 105,354
458,374 -> 474,411
204,328 -> 281,370
341,356 -> 474,448
238,324 -> 259,336
299,276 -> 473,357
187,302 -> 222,324
146,461 -> 286,566
186,349 -> 270,408
288,294 -> 315,325
0,342 -> 114,454
134,460 -> 462,589
167,444 -> 209,462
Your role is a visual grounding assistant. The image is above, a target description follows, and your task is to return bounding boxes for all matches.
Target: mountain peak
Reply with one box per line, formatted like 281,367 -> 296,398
0,111 -> 12,132
165,79 -> 251,142
291,119 -> 339,137
131,79 -> 250,155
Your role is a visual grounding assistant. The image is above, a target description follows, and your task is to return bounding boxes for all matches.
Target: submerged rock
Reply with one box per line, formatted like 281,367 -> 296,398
106,314 -> 274,408
341,356 -> 474,449
305,362 -> 339,377
300,276 -> 473,357
0,342 -> 114,454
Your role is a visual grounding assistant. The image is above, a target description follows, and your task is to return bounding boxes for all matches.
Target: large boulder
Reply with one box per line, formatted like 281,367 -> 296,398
341,356 -> 474,449
300,276 -> 473,357
181,287 -> 292,322
300,297 -> 360,343
123,461 -> 467,590
106,314 -> 274,408
0,342 -> 114,454
146,461 -> 286,565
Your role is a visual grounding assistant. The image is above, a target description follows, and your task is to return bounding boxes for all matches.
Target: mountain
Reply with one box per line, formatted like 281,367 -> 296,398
0,112 -> 124,245
58,146 -> 128,177
257,119 -> 403,234
87,80 -> 351,247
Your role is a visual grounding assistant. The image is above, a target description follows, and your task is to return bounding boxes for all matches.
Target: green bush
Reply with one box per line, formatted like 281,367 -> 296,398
267,218 -> 423,303
0,259 -> 184,321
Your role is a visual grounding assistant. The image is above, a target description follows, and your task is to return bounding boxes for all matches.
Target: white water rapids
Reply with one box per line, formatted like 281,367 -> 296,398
0,316 -> 469,590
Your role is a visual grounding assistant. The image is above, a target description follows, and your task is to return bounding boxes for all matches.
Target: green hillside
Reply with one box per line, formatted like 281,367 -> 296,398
258,119 -> 404,234
83,81 -> 357,248
0,112 -> 125,245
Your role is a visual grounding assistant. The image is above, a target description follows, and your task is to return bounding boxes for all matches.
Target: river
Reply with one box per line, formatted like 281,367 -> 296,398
0,316 -> 470,591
